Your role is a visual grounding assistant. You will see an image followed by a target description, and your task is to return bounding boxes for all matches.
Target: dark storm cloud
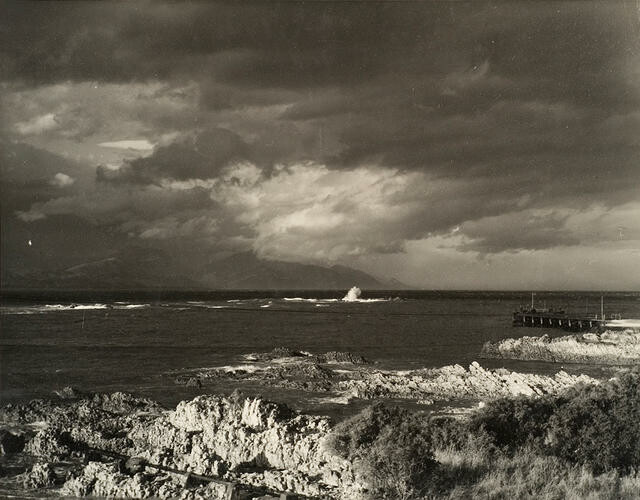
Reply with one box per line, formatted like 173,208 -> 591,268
6,2 -> 632,94
457,212 -> 582,254
2,1 -> 639,259
97,128 -> 249,184
199,84 -> 297,112
0,139 -> 88,214
4,2 -> 637,126
1,2 -> 460,85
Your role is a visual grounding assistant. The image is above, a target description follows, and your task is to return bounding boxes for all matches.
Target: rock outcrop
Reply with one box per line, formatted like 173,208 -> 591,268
127,395 -> 360,498
314,351 -> 369,365
174,351 -> 599,404
174,360 -> 336,392
339,362 -> 597,402
59,461 -> 194,498
18,462 -> 57,489
0,391 -> 362,499
174,349 -> 371,393
243,348 -> 370,365
0,359 -> 603,499
482,331 -> 640,365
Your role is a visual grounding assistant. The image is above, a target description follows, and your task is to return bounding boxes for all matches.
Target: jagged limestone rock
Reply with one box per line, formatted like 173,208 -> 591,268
482,331 -> 640,365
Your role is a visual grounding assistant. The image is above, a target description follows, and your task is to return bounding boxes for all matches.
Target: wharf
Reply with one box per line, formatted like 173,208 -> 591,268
513,294 -> 617,332
513,310 -> 606,332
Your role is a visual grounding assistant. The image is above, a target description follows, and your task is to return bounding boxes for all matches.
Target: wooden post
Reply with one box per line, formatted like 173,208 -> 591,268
224,483 -> 238,500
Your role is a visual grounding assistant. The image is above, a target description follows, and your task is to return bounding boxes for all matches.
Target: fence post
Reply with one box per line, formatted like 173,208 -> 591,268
225,483 -> 238,500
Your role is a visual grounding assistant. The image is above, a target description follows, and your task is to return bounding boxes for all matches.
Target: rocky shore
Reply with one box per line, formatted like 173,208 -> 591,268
173,349 -> 598,405
1,391 -> 362,499
338,362 -> 596,403
0,355 -> 605,499
482,330 -> 640,365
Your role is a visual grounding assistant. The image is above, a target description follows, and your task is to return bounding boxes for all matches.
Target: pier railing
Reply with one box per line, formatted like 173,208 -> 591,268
513,311 -> 605,331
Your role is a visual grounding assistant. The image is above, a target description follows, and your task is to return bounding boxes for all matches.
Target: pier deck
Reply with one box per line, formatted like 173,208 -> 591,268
513,311 -> 606,331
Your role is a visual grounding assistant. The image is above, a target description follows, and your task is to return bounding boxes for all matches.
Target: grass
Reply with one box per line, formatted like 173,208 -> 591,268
326,369 -> 640,499
432,447 -> 640,500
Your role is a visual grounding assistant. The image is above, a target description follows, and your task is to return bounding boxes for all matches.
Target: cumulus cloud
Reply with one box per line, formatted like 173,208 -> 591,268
97,129 -> 249,185
136,215 -> 219,240
14,125 -> 640,267
1,82 -> 201,156
208,162 -> 428,260
17,157 -> 422,258
2,2 -> 639,288
50,172 -> 75,188
99,140 -> 155,151
8,138 -> 640,288
15,113 -> 59,135
16,209 -> 46,222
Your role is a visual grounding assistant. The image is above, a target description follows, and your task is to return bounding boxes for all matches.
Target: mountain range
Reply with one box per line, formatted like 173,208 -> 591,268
1,249 -> 405,290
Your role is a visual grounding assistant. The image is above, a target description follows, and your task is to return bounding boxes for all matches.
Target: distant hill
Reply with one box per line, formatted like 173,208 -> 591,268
2,255 -> 201,291
199,252 -> 390,289
1,249 -> 405,290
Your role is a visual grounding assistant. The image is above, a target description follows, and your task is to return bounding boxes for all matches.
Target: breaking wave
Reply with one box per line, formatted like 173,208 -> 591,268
2,303 -> 152,314
343,286 -> 362,301
342,286 -> 389,303
605,319 -> 640,329
283,298 -> 339,303
44,304 -> 109,310
283,286 -> 392,304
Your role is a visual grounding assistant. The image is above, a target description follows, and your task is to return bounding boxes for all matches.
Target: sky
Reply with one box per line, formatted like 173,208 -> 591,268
1,1 -> 639,290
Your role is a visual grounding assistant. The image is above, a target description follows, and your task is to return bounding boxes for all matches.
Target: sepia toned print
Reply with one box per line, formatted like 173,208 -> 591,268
1,2 -> 639,498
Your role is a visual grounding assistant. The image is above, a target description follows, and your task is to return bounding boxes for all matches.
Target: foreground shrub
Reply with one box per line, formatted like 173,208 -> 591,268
545,372 -> 640,473
326,370 -> 640,497
470,370 -> 640,473
326,403 -> 436,499
468,395 -> 556,449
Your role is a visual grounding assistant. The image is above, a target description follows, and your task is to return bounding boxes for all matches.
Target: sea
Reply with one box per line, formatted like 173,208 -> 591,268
1,289 -> 639,413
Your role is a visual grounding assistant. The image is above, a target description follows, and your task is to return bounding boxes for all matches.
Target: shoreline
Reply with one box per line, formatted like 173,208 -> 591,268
1,351 -> 629,499
482,329 -> 640,365
168,348 -> 600,407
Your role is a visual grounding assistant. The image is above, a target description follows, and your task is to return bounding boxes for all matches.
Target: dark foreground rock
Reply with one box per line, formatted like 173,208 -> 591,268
0,430 -> 25,454
482,330 -> 640,365
244,348 -> 370,365
314,351 -> 369,365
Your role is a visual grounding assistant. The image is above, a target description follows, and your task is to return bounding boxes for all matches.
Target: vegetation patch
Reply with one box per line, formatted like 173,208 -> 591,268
326,369 -> 640,499
326,403 -> 436,499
